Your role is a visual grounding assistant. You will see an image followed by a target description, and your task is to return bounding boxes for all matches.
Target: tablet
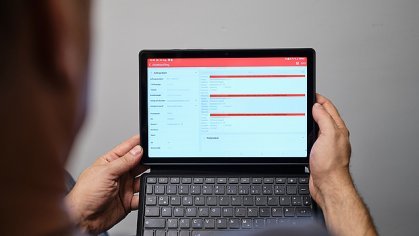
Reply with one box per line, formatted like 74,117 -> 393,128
139,48 -> 316,164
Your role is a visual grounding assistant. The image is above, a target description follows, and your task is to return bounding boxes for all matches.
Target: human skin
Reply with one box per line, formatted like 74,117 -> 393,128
309,94 -> 378,236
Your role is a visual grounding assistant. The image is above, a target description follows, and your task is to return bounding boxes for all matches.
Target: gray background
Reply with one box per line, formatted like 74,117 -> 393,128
66,0 -> 419,235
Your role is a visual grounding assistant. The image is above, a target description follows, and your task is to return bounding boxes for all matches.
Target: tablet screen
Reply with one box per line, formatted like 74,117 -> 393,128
147,57 -> 308,158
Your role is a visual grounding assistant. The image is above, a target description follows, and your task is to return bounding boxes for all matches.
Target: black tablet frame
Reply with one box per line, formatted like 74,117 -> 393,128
139,48 -> 316,165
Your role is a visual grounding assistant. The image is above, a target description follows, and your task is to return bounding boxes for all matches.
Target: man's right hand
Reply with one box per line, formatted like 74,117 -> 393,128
309,94 -> 377,236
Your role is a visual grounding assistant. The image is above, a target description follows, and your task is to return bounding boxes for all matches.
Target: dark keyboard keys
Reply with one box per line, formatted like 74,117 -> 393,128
144,218 -> 165,229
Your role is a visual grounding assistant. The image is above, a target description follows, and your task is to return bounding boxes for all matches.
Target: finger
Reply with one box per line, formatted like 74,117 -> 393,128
108,145 -> 143,177
133,177 -> 140,193
316,94 -> 347,129
131,195 -> 140,211
95,135 -> 140,165
312,103 -> 337,134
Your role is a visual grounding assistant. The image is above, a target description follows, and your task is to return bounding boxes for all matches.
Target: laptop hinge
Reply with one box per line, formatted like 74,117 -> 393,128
147,165 -> 307,175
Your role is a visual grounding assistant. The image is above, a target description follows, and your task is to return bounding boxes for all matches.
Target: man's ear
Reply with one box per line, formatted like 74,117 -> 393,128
30,0 -> 90,88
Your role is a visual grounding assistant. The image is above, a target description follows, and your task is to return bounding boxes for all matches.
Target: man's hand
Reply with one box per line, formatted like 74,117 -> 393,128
310,94 -> 377,236
65,135 -> 148,234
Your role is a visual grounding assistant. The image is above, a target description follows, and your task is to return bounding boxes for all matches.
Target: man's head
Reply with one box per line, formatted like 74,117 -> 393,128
0,0 -> 91,162
0,1 -> 91,234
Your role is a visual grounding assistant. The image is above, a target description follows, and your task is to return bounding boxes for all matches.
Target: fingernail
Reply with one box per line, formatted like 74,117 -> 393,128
314,103 -> 323,109
130,145 -> 143,156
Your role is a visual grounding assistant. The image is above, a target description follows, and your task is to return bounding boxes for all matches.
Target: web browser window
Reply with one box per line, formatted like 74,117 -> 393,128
147,57 -> 307,158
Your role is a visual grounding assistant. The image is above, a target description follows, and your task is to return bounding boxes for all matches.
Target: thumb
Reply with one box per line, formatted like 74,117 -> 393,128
312,103 -> 336,134
108,145 -> 143,176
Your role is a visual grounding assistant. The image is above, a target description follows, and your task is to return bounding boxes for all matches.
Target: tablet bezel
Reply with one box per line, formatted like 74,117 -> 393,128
139,48 -> 316,165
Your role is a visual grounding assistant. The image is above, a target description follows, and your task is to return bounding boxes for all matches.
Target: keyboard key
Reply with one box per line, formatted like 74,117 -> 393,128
146,196 -> 157,205
275,178 -> 286,184
242,218 -> 253,229
192,219 -> 203,229
170,177 -> 180,184
251,185 -> 262,195
219,196 -> 230,206
161,207 -> 171,216
222,207 -> 233,217
284,207 -> 296,217
170,196 -> 181,206
297,207 -> 312,217
216,219 -> 227,229
192,231 -> 224,236
144,230 -> 153,236
194,196 -> 205,206
186,207 -> 197,217
158,196 -> 169,205
260,207 -> 270,217
179,219 -> 190,228
252,178 -> 262,184
204,219 -> 215,229
228,178 -> 239,184
202,185 -> 213,195
267,196 -> 279,206
206,196 -> 217,206
155,230 -> 165,236
299,185 -> 310,195
263,178 -> 274,184
144,218 -> 165,229
262,185 -> 273,195
205,177 -> 215,184
173,207 -> 184,217
231,196 -> 242,206
288,178 -> 297,184
238,185 -> 250,195
287,185 -> 297,195
214,186 -> 225,195
274,185 -> 286,195
243,196 -> 254,206
179,185 -> 189,194
193,178 -> 204,184
168,230 -> 177,236
228,218 -> 240,229
247,207 -> 258,217
146,185 -> 153,194
299,177 -> 309,184
272,207 -> 283,217
155,185 -> 165,194
167,218 -> 178,228
145,207 -> 159,217
226,186 -> 238,195
167,185 -> 177,195
292,196 -> 302,206
303,196 -> 312,206
216,178 -> 227,184
210,207 -> 221,217
182,196 -> 193,206
254,219 -> 265,228
180,231 -> 190,236
147,177 -> 157,184
182,177 -> 192,184
198,207 -> 209,217
158,177 -> 168,183
255,196 -> 267,205
240,178 -> 250,184
191,185 -> 201,195
280,196 -> 291,206
235,207 -> 246,217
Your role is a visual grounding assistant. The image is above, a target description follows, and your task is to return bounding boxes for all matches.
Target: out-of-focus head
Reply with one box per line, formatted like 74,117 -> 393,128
0,0 -> 91,162
0,1 -> 92,235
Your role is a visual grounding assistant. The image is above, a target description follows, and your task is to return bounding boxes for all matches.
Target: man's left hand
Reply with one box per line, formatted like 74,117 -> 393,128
65,135 -> 147,234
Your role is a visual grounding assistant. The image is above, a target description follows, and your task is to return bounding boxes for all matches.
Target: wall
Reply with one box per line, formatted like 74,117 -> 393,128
66,1 -> 419,235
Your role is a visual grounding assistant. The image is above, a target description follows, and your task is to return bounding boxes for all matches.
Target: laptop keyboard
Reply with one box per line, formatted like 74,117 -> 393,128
142,176 -> 313,236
